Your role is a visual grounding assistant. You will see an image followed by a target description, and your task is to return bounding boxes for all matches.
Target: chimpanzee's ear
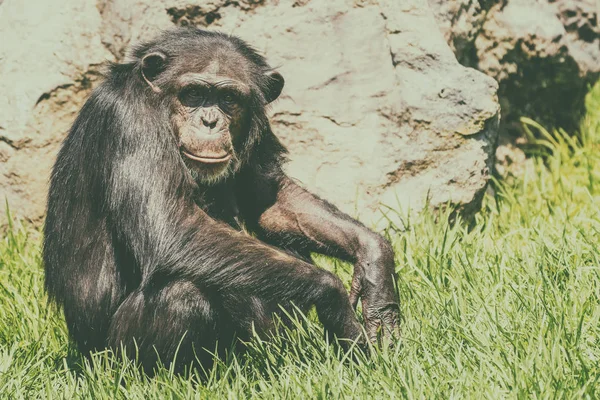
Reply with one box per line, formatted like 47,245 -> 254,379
141,52 -> 167,92
264,71 -> 284,104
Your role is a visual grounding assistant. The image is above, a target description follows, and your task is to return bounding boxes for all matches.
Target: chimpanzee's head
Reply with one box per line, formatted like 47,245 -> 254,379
135,29 -> 284,184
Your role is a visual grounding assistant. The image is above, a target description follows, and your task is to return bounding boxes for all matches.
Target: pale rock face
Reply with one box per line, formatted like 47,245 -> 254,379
0,0 -> 114,224
429,0 -> 599,131
429,0 -> 599,178
0,0 -> 500,228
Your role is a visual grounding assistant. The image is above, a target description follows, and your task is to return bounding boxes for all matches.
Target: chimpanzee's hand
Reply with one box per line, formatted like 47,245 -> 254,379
248,176 -> 401,344
348,238 -> 401,344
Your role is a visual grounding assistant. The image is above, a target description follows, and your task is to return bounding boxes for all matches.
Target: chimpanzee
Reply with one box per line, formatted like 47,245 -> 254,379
43,27 -> 400,372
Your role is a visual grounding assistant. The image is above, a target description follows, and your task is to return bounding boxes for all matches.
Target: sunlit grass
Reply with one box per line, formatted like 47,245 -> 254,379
1,84 -> 599,398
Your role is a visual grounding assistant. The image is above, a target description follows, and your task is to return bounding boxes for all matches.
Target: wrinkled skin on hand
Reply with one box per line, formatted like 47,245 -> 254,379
349,252 -> 401,343
248,176 -> 401,346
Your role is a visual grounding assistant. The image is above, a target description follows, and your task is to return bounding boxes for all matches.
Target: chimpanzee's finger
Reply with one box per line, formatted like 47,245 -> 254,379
362,300 -> 401,345
381,306 -> 401,343
365,317 -> 380,343
349,273 -> 362,310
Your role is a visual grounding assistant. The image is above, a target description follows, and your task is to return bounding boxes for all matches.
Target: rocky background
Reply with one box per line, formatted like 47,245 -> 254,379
0,0 -> 597,227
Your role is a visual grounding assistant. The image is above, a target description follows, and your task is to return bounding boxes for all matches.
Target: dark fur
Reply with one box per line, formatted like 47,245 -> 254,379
44,28 -> 399,373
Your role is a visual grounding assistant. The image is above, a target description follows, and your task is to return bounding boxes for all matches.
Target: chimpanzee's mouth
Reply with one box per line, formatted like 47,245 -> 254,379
182,151 -> 232,164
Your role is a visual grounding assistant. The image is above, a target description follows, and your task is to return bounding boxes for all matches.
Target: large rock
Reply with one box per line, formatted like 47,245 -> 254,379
0,0 -> 499,227
430,0 -> 600,132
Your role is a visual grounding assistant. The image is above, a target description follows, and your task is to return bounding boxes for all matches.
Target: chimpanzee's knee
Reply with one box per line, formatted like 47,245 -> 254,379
108,280 -> 219,373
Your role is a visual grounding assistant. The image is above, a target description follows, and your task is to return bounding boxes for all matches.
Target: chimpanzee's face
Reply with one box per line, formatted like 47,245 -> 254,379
170,59 -> 252,184
140,43 -> 284,185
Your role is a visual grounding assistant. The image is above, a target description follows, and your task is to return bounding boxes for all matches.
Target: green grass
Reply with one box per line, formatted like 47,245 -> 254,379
1,84 -> 599,399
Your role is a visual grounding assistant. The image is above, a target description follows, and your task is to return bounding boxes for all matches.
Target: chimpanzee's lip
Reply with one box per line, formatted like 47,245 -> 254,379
182,151 -> 232,164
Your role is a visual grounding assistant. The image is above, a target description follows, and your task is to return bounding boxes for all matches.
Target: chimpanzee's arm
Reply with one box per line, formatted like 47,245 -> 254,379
239,167 -> 401,341
102,140 -> 362,345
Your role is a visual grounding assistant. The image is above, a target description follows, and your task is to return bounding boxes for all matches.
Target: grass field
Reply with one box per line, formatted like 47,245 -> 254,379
1,84 -> 599,399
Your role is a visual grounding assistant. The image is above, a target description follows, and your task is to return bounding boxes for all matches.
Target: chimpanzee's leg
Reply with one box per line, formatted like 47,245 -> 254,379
107,280 -> 225,373
108,252 -> 362,372
240,175 -> 401,342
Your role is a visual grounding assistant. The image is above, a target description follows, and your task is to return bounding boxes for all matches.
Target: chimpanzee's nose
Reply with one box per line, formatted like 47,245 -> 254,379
201,116 -> 218,130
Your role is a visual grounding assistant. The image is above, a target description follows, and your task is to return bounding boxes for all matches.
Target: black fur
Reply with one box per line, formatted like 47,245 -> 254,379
44,28 -> 383,373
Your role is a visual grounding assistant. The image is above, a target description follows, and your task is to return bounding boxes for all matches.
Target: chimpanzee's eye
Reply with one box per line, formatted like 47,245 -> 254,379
179,86 -> 206,107
220,92 -> 238,107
